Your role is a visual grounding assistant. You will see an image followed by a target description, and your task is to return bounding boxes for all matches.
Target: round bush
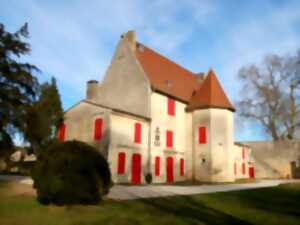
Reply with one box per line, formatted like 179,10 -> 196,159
32,140 -> 112,205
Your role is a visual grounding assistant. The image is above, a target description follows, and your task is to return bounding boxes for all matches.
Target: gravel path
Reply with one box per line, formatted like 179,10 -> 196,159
1,175 -> 299,200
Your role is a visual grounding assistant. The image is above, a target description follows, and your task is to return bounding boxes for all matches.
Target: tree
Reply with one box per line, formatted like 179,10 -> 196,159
32,140 -> 112,205
24,77 -> 63,155
0,23 -> 39,155
237,53 -> 300,140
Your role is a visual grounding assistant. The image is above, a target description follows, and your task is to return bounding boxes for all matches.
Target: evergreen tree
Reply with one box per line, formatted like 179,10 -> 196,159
24,77 -> 63,155
0,23 -> 39,156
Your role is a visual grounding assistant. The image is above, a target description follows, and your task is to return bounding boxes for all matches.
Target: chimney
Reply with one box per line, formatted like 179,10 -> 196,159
122,30 -> 136,51
86,80 -> 99,101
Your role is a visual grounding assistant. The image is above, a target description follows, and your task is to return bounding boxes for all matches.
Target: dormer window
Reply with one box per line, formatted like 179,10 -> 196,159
165,80 -> 172,87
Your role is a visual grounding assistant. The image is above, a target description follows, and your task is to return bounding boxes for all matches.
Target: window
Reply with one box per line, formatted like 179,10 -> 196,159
242,163 -> 246,175
198,127 -> 206,144
242,148 -> 246,159
155,156 -> 160,176
167,98 -> 175,116
117,152 -> 126,174
234,162 -> 237,175
134,122 -> 142,144
94,118 -> 103,140
166,130 -> 173,148
58,123 -> 66,141
180,159 -> 184,176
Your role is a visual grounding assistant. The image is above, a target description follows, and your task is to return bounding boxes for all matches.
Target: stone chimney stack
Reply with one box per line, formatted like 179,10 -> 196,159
122,30 -> 136,51
86,80 -> 99,101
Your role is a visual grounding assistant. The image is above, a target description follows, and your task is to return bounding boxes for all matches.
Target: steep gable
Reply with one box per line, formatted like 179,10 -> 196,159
135,42 -> 202,103
186,69 -> 235,112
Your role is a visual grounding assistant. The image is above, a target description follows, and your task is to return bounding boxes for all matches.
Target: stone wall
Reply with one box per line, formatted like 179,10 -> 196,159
242,140 -> 300,179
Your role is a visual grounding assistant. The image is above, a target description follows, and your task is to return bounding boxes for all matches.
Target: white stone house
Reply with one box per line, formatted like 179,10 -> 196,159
60,31 -> 254,184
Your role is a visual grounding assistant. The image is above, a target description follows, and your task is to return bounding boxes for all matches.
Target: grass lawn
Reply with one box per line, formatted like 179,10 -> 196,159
0,181 -> 300,225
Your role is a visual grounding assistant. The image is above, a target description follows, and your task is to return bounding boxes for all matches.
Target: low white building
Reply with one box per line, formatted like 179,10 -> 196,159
61,31 -> 254,184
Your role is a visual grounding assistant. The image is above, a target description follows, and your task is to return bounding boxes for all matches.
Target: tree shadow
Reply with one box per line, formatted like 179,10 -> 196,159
139,195 -> 253,225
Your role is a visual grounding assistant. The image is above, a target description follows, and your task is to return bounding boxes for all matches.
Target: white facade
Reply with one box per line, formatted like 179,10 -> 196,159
62,31 -> 255,184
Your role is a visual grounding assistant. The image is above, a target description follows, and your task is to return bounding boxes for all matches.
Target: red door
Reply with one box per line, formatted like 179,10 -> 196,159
166,157 -> 174,183
131,154 -> 141,184
249,167 -> 255,178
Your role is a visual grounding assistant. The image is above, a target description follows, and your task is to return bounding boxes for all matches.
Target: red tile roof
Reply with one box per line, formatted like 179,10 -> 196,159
186,69 -> 235,112
135,42 -> 234,112
135,42 -> 202,102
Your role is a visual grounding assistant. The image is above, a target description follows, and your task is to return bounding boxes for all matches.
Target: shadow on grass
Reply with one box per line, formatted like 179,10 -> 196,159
232,184 -> 300,218
139,195 -> 253,225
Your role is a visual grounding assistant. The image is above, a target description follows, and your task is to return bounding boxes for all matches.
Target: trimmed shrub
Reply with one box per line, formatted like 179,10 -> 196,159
32,140 -> 112,205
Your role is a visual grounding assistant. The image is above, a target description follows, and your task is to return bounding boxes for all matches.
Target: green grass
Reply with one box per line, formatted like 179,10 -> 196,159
0,181 -> 300,225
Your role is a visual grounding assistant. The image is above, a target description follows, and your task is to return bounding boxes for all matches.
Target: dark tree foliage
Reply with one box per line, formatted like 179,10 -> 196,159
32,140 -> 112,205
24,77 -> 63,155
0,23 -> 39,154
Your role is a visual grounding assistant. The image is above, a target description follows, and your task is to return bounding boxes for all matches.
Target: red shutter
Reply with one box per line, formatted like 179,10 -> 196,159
180,159 -> 184,176
94,118 -> 103,140
242,148 -> 245,159
166,130 -> 173,147
155,156 -> 160,176
198,127 -> 206,144
134,123 -> 142,144
167,98 -> 175,116
117,152 -> 126,174
58,123 -> 66,141
242,163 -> 246,175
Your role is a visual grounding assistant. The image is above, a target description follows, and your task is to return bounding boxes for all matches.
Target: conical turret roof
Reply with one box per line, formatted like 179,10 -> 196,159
186,69 -> 235,112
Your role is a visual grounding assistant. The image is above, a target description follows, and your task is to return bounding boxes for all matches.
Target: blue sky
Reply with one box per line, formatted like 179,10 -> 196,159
1,0 -> 300,141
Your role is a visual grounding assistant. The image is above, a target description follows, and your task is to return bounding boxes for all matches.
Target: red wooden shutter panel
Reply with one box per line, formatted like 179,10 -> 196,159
134,123 -> 142,143
166,130 -> 173,147
155,156 -> 160,176
180,159 -> 184,176
198,127 -> 206,144
118,152 -> 126,174
242,163 -> 246,175
58,123 -> 66,141
94,118 -> 103,140
242,148 -> 245,159
167,98 -> 175,116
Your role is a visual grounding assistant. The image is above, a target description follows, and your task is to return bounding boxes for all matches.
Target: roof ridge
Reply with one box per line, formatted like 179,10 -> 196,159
136,42 -> 197,78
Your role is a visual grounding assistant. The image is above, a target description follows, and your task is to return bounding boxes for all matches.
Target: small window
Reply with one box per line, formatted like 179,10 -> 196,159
155,156 -> 160,176
180,159 -> 184,176
118,152 -> 126,174
134,122 -> 142,144
167,98 -> 175,116
242,148 -> 246,159
166,130 -> 173,148
94,118 -> 103,140
242,163 -> 246,175
198,127 -> 206,144
58,123 -> 66,141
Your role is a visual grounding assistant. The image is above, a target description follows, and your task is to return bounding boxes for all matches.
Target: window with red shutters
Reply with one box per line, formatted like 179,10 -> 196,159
166,130 -> 173,148
58,123 -> 66,141
94,118 -> 103,140
134,122 -> 142,144
242,148 -> 245,159
180,159 -> 184,176
155,156 -> 160,176
167,98 -> 175,116
117,152 -> 126,174
198,127 -> 206,144
242,163 -> 246,175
